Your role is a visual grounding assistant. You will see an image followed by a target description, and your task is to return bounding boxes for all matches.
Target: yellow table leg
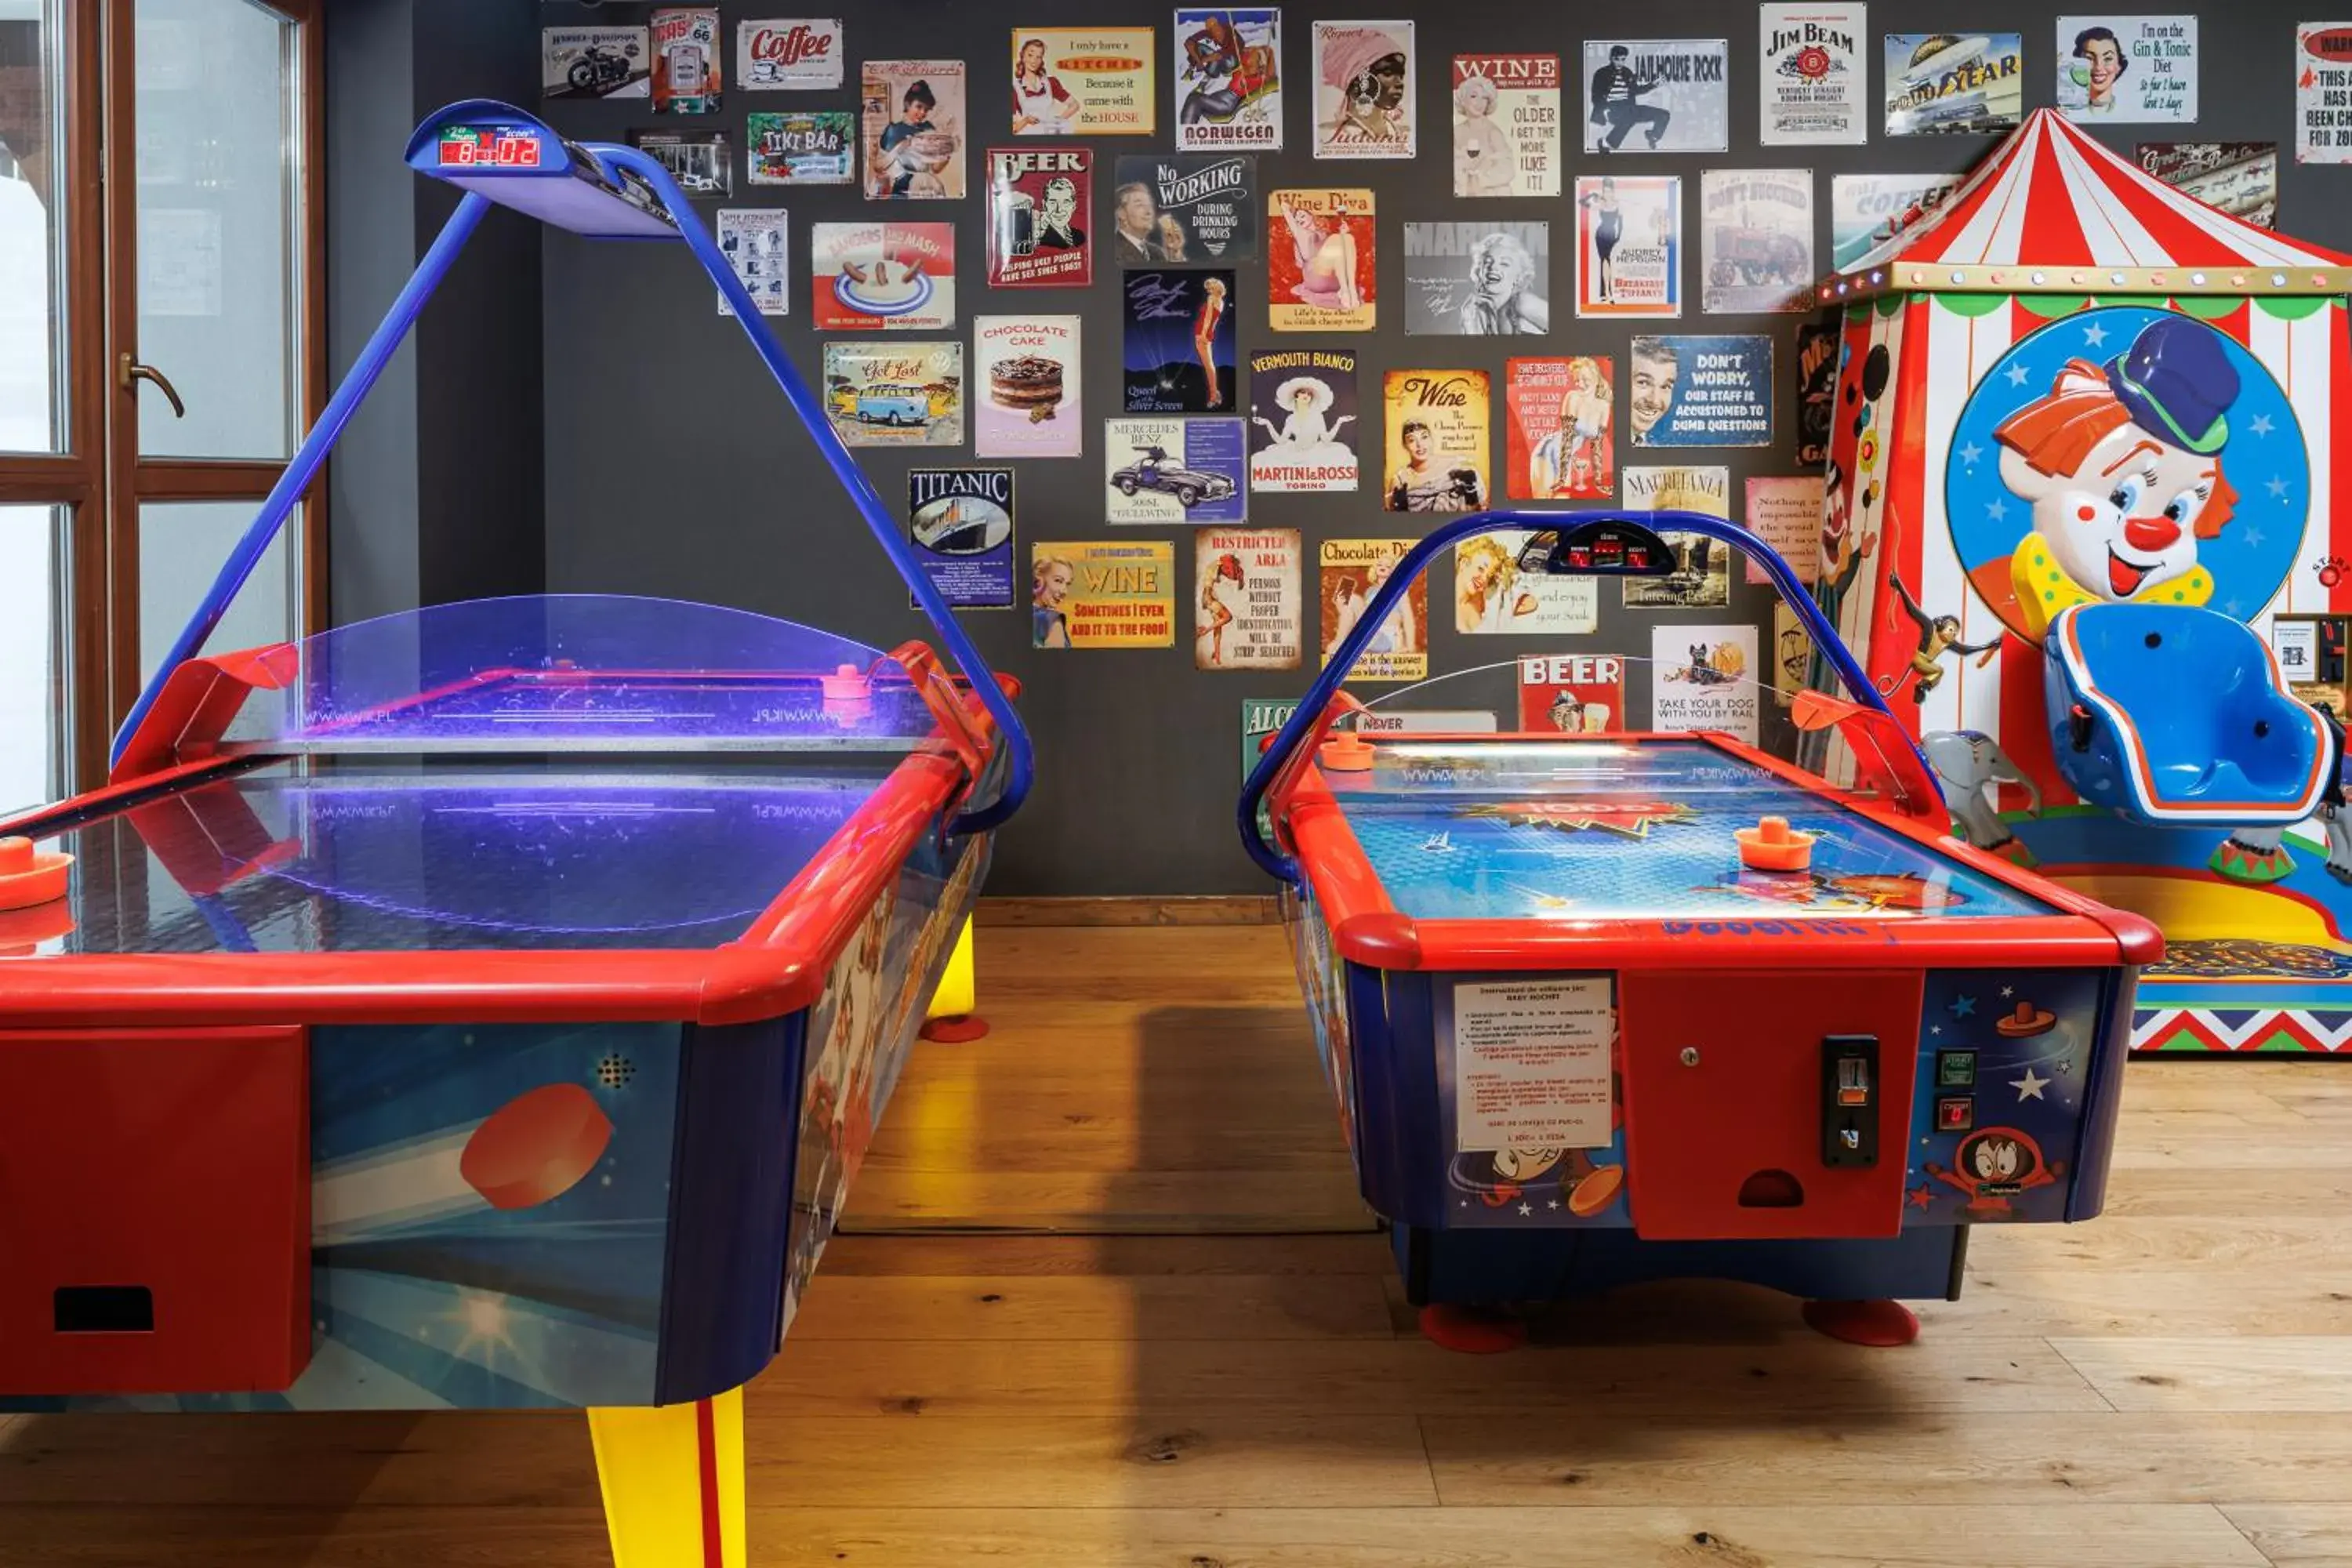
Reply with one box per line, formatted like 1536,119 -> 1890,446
925,914 -> 978,1021
919,915 -> 989,1042
586,1387 -> 746,1568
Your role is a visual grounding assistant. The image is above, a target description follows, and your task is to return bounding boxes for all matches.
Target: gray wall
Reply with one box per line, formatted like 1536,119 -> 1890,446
328,0 -> 544,625
341,3 -> 2352,895
325,0 -> 421,625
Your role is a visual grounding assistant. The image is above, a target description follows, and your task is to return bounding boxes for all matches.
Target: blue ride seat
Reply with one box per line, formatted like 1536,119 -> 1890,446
2044,603 -> 2338,827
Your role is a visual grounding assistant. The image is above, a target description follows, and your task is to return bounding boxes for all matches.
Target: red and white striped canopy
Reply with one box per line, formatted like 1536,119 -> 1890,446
1836,109 -> 2352,293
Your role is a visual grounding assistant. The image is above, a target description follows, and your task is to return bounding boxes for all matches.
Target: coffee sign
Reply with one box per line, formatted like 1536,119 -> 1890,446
739,18 -> 843,89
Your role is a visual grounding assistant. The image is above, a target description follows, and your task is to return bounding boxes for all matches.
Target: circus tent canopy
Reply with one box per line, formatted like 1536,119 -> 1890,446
1823,108 -> 2352,302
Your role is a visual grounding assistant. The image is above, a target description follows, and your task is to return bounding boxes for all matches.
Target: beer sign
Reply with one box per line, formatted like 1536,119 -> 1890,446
1518,655 -> 1626,732
985,147 -> 1094,288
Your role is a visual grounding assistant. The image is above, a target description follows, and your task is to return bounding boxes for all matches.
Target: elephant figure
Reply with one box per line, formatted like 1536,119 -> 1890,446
1922,730 -> 2041,862
2314,704 -> 2352,885
2209,710 -> 2352,884
2212,824 -> 2299,884
2323,808 -> 2352,884
2216,702 -> 2352,885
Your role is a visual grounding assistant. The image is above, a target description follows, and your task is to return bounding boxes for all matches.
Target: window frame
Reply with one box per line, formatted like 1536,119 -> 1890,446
0,0 -> 327,793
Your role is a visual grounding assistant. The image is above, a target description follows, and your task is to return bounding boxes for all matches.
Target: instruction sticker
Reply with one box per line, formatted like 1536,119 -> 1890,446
1449,978 -> 1614,1152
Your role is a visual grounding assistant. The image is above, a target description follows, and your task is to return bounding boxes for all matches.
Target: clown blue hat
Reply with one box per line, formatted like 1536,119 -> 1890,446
2104,316 -> 2236,456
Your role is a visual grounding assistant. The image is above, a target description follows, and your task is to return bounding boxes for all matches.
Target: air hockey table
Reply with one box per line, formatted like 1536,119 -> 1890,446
0,103 -> 1030,1568
1241,514 -> 2161,1351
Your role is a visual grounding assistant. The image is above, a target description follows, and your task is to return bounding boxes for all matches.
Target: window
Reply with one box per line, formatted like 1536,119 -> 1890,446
0,0 -> 321,797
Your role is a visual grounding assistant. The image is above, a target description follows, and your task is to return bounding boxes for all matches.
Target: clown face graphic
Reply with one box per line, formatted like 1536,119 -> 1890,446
1991,315 -> 2239,629
1953,307 -> 2310,644
1996,393 -> 2228,601
1820,460 -> 1854,568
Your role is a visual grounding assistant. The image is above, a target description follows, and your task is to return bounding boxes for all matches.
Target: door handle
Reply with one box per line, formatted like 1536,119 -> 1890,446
118,354 -> 187,419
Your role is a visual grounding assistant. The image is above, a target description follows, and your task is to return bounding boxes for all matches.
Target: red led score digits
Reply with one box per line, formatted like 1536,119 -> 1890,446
439,130 -> 543,169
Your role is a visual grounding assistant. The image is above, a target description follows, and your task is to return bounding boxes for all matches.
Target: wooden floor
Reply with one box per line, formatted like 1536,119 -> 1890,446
8,924 -> 2352,1566
843,922 -> 1374,1234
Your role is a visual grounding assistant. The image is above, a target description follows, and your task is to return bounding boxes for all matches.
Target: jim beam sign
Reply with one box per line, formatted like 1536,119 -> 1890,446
1759,5 -> 1864,144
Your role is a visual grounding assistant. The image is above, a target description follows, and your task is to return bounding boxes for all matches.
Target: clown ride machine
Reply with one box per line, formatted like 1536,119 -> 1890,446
1243,510 -> 2159,1351
1808,107 -> 2352,1057
0,103 -> 1029,1568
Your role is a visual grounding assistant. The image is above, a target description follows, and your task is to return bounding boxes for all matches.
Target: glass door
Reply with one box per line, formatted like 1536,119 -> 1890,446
103,0 -> 321,739
0,0 -> 318,802
0,503 -> 71,813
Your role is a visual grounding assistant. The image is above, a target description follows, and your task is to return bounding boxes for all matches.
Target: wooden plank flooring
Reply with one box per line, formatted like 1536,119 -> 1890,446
840,924 -> 1375,1232
5,925 -> 2352,1566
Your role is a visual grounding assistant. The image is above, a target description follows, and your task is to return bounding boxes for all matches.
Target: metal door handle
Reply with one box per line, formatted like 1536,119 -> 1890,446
118,354 -> 187,418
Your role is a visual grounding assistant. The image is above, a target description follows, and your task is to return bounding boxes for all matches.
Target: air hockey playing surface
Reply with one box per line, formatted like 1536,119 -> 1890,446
22,757 -> 937,960
1310,736 -> 2053,927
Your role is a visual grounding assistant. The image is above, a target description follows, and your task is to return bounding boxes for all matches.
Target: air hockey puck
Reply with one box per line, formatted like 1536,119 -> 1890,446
1566,1163 -> 1624,1218
459,1082 -> 615,1210
0,837 -> 71,912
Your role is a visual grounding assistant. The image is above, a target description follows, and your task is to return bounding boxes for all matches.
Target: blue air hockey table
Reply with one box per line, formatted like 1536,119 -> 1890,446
1242,514 -> 2161,1352
0,103 -> 1030,1568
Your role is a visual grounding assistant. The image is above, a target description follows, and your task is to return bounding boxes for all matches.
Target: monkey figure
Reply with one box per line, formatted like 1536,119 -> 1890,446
1884,572 -> 1999,703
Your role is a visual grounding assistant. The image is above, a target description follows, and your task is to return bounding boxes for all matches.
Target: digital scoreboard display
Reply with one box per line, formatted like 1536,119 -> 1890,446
413,114 -> 678,235
1522,521 -> 1673,577
437,126 -> 545,169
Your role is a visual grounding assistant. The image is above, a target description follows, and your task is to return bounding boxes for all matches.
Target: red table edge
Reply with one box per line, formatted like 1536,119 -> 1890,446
0,666 -> 1013,1031
1283,729 -> 2165,974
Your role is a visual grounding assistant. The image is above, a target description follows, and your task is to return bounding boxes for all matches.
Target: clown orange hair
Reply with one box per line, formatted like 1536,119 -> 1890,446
1993,358 -> 2236,538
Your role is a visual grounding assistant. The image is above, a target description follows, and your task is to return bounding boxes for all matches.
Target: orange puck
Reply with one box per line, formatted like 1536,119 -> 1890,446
1566,1163 -> 1624,1218
459,1083 -> 615,1210
0,837 -> 72,913
0,895 -> 75,956
821,662 -> 873,702
1734,815 -> 1815,873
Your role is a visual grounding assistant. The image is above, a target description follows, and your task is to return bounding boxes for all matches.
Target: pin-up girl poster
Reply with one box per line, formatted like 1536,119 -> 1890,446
1945,306 -> 2307,642
1268,188 -> 1376,332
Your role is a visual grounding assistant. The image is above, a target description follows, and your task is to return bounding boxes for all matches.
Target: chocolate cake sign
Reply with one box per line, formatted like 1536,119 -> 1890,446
975,314 -> 1082,459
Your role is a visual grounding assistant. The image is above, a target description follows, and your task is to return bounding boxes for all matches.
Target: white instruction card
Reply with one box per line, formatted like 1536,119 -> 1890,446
1449,978 -> 1613,1151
